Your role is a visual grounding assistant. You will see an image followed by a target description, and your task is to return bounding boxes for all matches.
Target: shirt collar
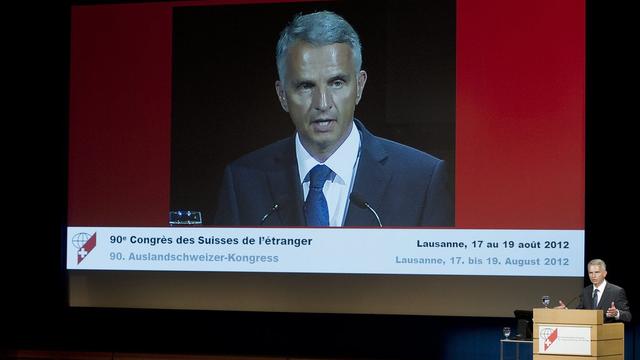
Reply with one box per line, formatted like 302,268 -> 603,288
595,280 -> 607,293
296,121 -> 360,184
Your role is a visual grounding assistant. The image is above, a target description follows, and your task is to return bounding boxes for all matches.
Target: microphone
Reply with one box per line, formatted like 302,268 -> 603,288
565,293 -> 581,308
260,204 -> 279,225
557,294 -> 581,309
349,192 -> 382,227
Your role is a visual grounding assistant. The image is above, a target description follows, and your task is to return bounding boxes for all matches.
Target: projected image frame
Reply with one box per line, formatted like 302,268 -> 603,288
169,1 -> 456,227
66,0 -> 585,317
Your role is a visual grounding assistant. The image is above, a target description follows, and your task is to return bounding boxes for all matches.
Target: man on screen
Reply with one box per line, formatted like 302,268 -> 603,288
214,11 -> 453,227
556,259 -> 632,323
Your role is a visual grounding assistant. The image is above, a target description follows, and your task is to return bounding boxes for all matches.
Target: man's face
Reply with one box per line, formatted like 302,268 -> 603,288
276,42 -> 367,161
587,265 -> 607,287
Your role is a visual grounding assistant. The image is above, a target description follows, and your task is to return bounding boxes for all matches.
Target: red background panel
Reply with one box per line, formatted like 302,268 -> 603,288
68,0 -> 585,229
456,0 -> 584,229
68,3 -> 173,226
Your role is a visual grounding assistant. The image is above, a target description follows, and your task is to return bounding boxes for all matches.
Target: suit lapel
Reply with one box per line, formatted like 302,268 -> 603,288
344,120 -> 392,226
585,285 -> 595,309
598,284 -> 611,310
266,137 -> 305,226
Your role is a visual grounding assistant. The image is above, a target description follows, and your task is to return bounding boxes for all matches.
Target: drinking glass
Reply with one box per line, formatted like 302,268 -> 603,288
169,210 -> 203,226
541,295 -> 550,308
503,326 -> 511,339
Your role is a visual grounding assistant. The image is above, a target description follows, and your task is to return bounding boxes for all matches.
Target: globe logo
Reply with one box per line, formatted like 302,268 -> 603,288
540,327 -> 553,340
72,232 -> 93,249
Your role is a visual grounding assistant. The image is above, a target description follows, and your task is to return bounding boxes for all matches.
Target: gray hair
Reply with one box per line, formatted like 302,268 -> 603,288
588,259 -> 607,270
275,11 -> 362,83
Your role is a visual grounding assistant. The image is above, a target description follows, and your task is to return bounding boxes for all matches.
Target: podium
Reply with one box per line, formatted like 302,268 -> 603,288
532,309 -> 624,360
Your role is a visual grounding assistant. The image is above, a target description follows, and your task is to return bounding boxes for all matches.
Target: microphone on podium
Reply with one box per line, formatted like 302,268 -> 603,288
565,293 -> 581,308
349,192 -> 382,227
260,203 -> 279,225
566,294 -> 582,307
557,294 -> 581,309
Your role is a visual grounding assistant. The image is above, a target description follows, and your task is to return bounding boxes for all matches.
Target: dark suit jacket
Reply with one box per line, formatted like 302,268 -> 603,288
214,119 -> 453,227
577,282 -> 632,323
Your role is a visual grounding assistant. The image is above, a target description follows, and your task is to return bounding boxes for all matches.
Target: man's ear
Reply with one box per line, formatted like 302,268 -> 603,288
275,81 -> 289,112
355,70 -> 368,105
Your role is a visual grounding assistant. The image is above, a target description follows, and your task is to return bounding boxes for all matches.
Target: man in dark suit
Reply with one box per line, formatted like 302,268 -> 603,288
214,11 -> 453,227
556,259 -> 632,323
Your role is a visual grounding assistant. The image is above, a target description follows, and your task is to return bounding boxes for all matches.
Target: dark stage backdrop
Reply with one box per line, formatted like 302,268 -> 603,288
169,1 -> 455,225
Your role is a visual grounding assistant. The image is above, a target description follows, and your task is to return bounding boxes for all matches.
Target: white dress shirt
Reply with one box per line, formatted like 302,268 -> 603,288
296,123 -> 361,226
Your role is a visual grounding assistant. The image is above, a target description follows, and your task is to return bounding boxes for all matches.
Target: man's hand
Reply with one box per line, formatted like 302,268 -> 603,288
606,302 -> 619,318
